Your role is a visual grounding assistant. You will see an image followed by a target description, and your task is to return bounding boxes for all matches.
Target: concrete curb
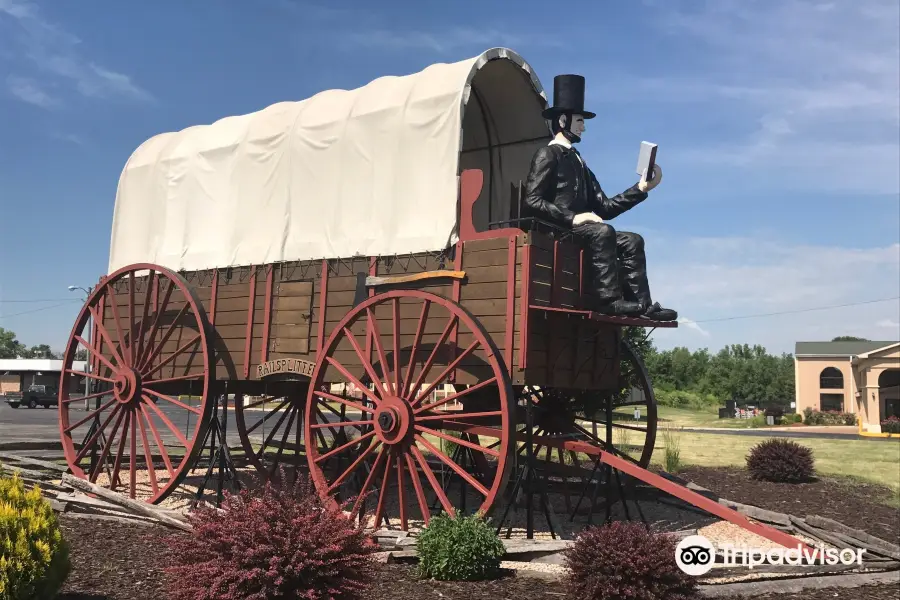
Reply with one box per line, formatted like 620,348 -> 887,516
698,569 -> 900,597
0,441 -> 63,452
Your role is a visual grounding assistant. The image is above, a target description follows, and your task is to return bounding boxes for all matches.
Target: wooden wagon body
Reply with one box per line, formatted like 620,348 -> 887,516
56,47 -> 808,552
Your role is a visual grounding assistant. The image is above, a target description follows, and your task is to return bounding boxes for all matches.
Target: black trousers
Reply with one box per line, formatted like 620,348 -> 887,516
572,221 -> 650,305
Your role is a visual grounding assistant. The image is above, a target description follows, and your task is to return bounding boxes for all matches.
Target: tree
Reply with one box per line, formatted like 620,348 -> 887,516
0,327 -> 25,359
20,344 -> 60,359
831,336 -> 869,342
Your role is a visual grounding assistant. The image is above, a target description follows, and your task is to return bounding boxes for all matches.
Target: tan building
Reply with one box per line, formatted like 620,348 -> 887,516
794,341 -> 900,433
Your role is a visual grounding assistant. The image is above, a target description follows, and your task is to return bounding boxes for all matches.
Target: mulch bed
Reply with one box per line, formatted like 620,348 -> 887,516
675,466 -> 900,545
56,511 -> 899,600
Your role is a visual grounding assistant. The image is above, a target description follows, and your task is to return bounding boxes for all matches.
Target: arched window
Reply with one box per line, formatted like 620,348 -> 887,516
820,367 -> 844,389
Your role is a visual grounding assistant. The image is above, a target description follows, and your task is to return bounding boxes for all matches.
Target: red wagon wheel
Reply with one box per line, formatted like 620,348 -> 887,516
58,264 -> 214,504
305,290 -> 514,532
234,386 -> 308,480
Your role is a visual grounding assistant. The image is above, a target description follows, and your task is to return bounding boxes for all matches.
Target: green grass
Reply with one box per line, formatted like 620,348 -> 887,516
649,429 -> 900,494
656,406 -> 776,429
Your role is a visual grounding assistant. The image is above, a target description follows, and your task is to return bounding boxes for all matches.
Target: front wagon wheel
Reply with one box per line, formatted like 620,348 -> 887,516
58,263 -> 215,504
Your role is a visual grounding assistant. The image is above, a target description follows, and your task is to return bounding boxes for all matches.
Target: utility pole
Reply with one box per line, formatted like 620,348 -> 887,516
68,285 -> 93,410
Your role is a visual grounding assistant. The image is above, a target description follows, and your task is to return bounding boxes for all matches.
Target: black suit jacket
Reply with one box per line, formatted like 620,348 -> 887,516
523,144 -> 648,228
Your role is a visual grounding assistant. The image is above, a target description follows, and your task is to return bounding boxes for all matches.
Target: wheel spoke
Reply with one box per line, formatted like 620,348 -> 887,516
136,279 -> 175,368
136,409 -> 159,496
365,308 -> 392,395
410,444 -> 455,518
326,438 -> 382,493
414,425 -> 500,458
396,454 -> 407,530
392,297 -> 401,395
87,305 -> 128,369
414,434 -> 489,497
140,403 -> 174,477
107,285 -> 132,366
74,334 -> 117,374
143,388 -> 202,415
405,452 -> 431,525
315,430 -> 376,465
372,451 -> 394,530
341,326 -> 388,399
135,270 -> 156,364
416,410 -> 503,423
320,361 -> 381,406
64,397 -> 118,433
73,405 -> 122,463
244,398 -> 292,436
87,408 -> 126,482
137,303 -> 190,372
142,394 -> 189,447
141,333 -> 201,379
314,389 -> 375,414
68,369 -> 115,383
351,447 -> 386,517
414,377 -> 497,414
407,314 -> 457,400
402,300 -> 430,395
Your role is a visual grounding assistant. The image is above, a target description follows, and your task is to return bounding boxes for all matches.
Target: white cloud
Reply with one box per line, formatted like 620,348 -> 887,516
640,231 -> 900,353
6,74 -> 57,108
677,317 -> 711,338
0,0 -> 153,107
339,27 -> 562,55
626,0 -> 900,194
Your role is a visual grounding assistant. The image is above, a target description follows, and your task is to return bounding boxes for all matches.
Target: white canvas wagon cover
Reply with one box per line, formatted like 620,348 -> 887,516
108,47 -> 549,273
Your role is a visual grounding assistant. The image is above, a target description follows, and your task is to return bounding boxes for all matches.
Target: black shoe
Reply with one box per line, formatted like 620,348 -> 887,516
592,298 -> 645,316
643,301 -> 678,321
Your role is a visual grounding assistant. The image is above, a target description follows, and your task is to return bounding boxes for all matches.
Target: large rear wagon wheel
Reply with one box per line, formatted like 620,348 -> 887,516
58,264 -> 214,504
305,290 -> 515,532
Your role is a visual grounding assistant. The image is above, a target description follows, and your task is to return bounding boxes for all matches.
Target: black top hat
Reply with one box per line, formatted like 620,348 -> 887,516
542,74 -> 596,120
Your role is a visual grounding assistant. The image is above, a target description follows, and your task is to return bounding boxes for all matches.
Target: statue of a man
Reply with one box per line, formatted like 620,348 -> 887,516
524,74 -> 676,322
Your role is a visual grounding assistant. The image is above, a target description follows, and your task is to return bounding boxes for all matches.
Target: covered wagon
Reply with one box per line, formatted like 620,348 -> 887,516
56,47 -> 805,549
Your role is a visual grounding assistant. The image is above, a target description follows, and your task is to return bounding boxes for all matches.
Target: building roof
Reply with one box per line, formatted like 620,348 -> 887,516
794,341 -> 898,357
0,359 -> 88,373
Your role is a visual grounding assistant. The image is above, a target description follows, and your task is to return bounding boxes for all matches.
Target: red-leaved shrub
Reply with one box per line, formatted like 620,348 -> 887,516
746,438 -> 815,483
563,521 -> 697,600
161,475 -> 377,600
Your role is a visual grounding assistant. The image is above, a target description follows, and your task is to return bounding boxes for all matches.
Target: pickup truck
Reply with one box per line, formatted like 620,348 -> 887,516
4,384 -> 59,409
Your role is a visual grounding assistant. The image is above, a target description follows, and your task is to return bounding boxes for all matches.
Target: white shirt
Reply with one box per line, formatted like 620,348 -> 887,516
549,137 -> 585,166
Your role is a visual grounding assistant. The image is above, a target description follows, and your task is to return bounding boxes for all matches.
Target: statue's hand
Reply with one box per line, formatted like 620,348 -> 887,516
638,164 -> 662,193
572,212 -> 603,226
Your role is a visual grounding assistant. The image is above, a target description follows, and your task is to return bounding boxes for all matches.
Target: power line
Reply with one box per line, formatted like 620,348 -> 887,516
0,300 -> 83,320
0,298 -> 80,303
692,296 -> 900,324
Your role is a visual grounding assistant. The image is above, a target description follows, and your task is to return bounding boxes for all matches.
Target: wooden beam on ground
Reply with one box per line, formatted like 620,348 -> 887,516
60,473 -> 192,532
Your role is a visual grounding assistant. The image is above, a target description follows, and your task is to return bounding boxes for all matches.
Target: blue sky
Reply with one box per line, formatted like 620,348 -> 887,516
1,0 -> 898,356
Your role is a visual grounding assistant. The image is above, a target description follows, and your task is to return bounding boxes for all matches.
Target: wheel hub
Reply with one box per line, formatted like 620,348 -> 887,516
374,396 -> 414,445
113,368 -> 142,405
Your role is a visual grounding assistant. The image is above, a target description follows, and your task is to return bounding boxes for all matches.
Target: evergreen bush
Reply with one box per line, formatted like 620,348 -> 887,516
0,469 -> 70,600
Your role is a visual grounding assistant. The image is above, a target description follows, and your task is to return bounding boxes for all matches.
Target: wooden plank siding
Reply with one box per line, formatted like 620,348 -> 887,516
94,231 -> 619,391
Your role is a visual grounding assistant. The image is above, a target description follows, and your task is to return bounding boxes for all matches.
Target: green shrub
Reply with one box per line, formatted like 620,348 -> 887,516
655,389 -> 720,411
416,513 -> 505,581
661,426 -> 682,474
803,410 -> 856,426
746,438 -> 815,483
748,415 -> 767,428
0,469 -> 70,599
